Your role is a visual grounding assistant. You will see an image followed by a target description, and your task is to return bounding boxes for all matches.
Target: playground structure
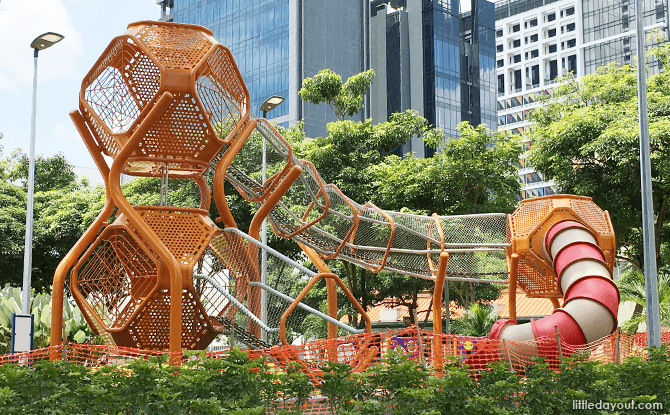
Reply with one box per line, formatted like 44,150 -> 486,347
50,21 -> 620,366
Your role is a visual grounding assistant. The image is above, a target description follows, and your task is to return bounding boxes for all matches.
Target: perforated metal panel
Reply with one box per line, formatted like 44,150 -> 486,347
130,207 -> 218,267
71,224 -> 159,331
135,23 -> 214,71
126,288 -> 216,350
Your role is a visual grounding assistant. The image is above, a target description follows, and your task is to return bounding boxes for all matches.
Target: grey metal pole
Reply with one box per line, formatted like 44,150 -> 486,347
260,110 -> 268,342
21,49 -> 39,315
635,0 -> 661,347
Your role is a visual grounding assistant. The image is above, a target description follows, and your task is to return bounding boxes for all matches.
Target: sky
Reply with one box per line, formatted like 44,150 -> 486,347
0,0 -> 160,186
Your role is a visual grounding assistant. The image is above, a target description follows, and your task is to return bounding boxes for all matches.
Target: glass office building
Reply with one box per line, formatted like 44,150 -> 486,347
172,0 -> 291,124
371,0 -> 497,157
160,0 -> 497,149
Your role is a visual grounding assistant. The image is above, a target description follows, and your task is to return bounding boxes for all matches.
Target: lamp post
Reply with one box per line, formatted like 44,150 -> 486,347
634,0 -> 661,347
21,32 -> 64,316
258,95 -> 284,342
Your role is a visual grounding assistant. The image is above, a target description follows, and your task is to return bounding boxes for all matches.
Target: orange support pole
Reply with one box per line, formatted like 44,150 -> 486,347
51,110 -> 118,359
107,92 -> 185,365
212,119 -> 257,228
432,252 -> 449,371
297,242 -> 340,339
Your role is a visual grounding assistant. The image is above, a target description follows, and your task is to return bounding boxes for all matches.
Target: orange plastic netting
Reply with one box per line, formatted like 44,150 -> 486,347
4,327 -> 668,372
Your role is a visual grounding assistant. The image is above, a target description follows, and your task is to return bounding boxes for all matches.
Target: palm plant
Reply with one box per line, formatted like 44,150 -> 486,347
615,269 -> 670,333
450,303 -> 499,336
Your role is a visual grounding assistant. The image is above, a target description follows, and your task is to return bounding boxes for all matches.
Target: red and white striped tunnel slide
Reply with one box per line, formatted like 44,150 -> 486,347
489,220 -> 619,345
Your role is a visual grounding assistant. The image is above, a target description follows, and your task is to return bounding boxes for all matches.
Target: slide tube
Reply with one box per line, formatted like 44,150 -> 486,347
490,220 -> 619,347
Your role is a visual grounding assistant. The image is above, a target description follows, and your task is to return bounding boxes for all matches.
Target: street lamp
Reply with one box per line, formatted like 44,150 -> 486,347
258,95 -> 284,342
260,95 -> 285,119
21,32 -> 64,317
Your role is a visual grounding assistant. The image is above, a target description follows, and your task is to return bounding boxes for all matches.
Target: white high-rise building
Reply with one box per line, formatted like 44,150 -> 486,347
495,0 -> 668,198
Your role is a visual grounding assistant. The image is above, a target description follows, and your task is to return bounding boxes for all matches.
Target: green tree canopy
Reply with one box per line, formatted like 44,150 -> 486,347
299,69 -> 375,121
527,50 -> 670,270
0,151 -> 105,291
287,71 -> 522,325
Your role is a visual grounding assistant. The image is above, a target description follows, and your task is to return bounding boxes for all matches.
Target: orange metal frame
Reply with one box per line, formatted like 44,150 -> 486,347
54,21 -> 614,371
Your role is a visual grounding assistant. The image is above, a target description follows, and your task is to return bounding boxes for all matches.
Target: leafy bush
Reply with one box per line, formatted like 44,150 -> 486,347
0,285 -> 94,353
0,344 -> 668,414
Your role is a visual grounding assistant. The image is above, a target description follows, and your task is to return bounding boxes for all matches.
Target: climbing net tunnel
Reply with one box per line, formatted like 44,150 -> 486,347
51,21 -> 619,360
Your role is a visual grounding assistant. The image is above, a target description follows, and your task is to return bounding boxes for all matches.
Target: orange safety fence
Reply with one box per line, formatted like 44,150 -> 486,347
3,328 -> 669,415
4,327 -> 669,372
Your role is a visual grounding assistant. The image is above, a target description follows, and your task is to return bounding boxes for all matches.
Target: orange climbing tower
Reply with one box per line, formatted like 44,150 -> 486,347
50,21 -> 252,358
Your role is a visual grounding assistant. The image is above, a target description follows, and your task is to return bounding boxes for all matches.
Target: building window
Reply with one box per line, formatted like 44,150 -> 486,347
566,7 -> 575,16
530,49 -> 539,58
623,15 -> 629,29
497,44 -> 504,52
657,3 -> 665,19
512,39 -> 521,48
514,69 -> 522,91
549,59 -> 558,80
528,33 -> 538,43
497,59 -> 504,68
566,23 -> 575,32
496,29 -> 504,38
511,23 -> 520,33
548,44 -> 557,53
529,18 -> 538,27
547,13 -> 556,22
531,64 -> 540,86
567,38 -> 576,48
547,28 -> 556,38
513,54 -> 522,63
567,54 -> 577,74
498,74 -> 505,94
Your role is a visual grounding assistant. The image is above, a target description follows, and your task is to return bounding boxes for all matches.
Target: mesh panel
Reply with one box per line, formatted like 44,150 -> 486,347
123,207 -> 217,267
72,225 -> 159,331
134,23 -> 213,70
224,120 -> 510,281
126,288 -> 215,350
509,198 -> 552,237
194,249 -> 233,317
195,46 -> 248,141
516,253 -> 559,296
83,37 -> 160,137
83,107 -> 121,157
208,231 -> 258,319
570,198 -> 614,235
139,93 -> 216,160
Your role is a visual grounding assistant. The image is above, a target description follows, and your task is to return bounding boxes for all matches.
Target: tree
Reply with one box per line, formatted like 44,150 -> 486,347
450,303 -> 499,336
288,70 -> 522,326
526,52 -> 670,271
616,267 -> 670,332
0,151 -> 105,291
299,69 -> 375,121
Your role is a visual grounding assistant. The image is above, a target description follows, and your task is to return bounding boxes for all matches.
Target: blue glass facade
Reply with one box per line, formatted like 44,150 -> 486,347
173,0 -> 290,119
423,0 -> 496,146
423,0 -> 462,141
477,0 -> 498,132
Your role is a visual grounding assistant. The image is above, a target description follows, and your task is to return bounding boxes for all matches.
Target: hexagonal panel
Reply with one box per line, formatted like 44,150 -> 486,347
71,224 -> 160,331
